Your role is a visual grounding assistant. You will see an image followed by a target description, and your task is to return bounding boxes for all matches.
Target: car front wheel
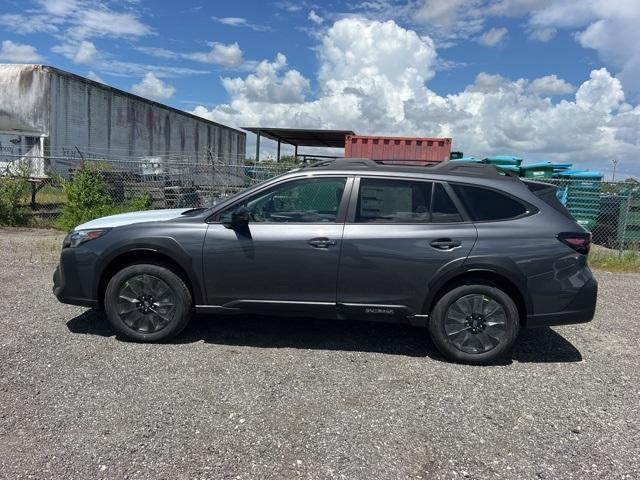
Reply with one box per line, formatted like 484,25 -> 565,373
429,284 -> 519,364
104,263 -> 193,342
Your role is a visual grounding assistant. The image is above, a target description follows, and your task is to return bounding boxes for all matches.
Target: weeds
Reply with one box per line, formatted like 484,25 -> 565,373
589,248 -> 640,273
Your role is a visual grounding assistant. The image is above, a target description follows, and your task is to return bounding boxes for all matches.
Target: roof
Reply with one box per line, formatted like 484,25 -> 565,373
242,127 -> 355,148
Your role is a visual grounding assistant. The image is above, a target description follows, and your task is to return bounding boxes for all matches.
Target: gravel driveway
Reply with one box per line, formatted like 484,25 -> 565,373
1,228 -> 638,480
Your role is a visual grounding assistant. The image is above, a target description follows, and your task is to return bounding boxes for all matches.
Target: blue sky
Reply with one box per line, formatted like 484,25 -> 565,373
0,0 -> 639,177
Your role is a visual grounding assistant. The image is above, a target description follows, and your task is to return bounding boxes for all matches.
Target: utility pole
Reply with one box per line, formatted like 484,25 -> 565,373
612,158 -> 618,182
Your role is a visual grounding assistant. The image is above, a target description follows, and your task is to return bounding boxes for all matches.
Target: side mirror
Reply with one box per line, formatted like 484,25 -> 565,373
224,206 -> 251,229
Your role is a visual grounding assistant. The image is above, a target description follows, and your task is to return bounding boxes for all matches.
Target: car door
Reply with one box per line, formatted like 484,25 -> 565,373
202,175 -> 352,313
337,176 -> 477,317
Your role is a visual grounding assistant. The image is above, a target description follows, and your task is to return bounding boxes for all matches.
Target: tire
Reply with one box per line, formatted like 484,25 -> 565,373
428,284 -> 519,365
104,263 -> 192,342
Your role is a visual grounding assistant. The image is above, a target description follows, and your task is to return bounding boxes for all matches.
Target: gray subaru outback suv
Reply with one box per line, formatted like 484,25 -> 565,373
54,159 -> 597,364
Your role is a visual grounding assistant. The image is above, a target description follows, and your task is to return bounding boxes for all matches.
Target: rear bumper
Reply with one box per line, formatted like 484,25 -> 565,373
526,276 -> 597,328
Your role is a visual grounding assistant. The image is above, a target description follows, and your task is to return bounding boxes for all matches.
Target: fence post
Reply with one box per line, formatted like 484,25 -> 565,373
207,148 -> 216,207
619,192 -> 631,258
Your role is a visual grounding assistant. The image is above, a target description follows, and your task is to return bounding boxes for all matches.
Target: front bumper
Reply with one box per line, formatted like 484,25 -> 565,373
53,248 -> 100,308
525,276 -> 598,328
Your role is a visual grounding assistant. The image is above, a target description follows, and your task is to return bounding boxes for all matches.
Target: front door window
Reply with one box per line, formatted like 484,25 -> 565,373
220,177 -> 347,223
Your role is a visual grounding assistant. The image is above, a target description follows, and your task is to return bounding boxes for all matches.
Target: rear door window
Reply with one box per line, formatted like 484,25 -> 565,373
356,178 -> 432,223
354,178 -> 464,223
451,184 -> 528,221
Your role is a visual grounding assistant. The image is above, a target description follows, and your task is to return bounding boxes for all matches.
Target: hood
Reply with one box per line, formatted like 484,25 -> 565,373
74,208 -> 192,231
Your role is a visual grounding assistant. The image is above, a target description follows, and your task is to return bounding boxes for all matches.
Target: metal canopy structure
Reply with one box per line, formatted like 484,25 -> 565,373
242,127 -> 355,162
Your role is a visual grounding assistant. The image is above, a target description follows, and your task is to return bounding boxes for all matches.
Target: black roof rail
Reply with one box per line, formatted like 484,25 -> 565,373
305,158 -> 380,169
428,161 -> 520,179
304,157 -> 521,181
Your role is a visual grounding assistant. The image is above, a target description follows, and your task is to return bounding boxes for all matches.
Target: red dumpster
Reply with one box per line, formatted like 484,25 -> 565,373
344,135 -> 452,165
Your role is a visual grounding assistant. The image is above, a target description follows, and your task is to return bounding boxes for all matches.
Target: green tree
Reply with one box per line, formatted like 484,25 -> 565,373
0,176 -> 29,226
57,166 -> 114,231
57,165 -> 154,231
0,159 -> 33,226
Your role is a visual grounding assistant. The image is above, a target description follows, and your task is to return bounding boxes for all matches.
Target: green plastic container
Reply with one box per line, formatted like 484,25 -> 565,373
555,170 -> 603,231
483,156 -> 523,167
520,161 -> 573,179
520,162 -> 563,179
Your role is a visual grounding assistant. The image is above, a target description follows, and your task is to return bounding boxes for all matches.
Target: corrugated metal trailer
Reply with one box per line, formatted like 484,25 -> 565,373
345,134 -> 452,165
0,64 -> 246,178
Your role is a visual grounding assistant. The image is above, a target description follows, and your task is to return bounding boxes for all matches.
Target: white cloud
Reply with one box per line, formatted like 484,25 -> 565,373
528,26 -> 556,41
0,40 -> 43,62
208,42 -> 243,67
86,70 -> 104,83
1,1 -> 152,41
135,46 -> 178,59
414,0 -> 471,28
276,1 -> 303,13
69,9 -> 152,39
308,10 -> 324,25
131,72 -> 175,101
220,53 -> 310,104
0,14 -> 60,34
484,0 -> 552,17
192,17 -> 640,174
575,67 -> 625,114
52,40 -> 98,64
212,16 -> 270,31
477,27 -> 508,46
37,0 -> 78,16
528,0 -> 640,98
139,42 -> 244,68
528,74 -> 575,96
74,40 -> 97,64
99,61 -> 209,78
186,42 -> 243,67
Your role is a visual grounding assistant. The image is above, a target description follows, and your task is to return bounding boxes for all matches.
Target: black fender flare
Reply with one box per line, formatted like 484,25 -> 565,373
420,255 -> 532,318
94,236 -> 205,304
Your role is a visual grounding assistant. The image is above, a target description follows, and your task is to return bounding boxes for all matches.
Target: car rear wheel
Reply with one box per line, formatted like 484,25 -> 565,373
428,284 -> 519,364
105,263 -> 192,342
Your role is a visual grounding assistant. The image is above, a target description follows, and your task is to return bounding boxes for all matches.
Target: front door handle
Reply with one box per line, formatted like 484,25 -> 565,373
430,238 -> 462,250
308,237 -> 337,248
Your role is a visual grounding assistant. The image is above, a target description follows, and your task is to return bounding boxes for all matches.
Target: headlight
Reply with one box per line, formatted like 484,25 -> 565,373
62,229 -> 110,248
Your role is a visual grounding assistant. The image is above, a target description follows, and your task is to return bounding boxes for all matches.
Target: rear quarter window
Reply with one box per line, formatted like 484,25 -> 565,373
451,184 -> 528,221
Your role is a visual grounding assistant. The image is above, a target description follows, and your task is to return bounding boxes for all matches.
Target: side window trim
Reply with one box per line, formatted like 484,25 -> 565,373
346,175 -> 470,224
210,175 -> 353,224
345,176 -> 361,223
442,182 -> 471,223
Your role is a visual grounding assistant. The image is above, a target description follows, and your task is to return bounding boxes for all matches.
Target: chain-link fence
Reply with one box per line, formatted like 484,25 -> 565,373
541,178 -> 640,254
1,152 -> 294,228
2,153 -> 639,253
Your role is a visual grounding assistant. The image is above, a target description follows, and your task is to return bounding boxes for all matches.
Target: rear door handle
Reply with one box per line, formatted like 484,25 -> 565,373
308,237 -> 337,248
430,238 -> 462,250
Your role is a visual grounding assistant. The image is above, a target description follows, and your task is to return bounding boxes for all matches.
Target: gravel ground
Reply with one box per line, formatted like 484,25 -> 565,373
0,228 -> 639,480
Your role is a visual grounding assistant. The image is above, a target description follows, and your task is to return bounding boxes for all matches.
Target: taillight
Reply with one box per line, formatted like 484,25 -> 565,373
558,232 -> 591,255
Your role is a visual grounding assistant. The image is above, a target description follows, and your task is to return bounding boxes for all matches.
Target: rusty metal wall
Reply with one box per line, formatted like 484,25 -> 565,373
0,64 -> 246,178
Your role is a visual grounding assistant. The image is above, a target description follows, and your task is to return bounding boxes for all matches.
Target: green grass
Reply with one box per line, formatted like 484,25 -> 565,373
19,184 -> 67,206
589,248 -> 640,273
